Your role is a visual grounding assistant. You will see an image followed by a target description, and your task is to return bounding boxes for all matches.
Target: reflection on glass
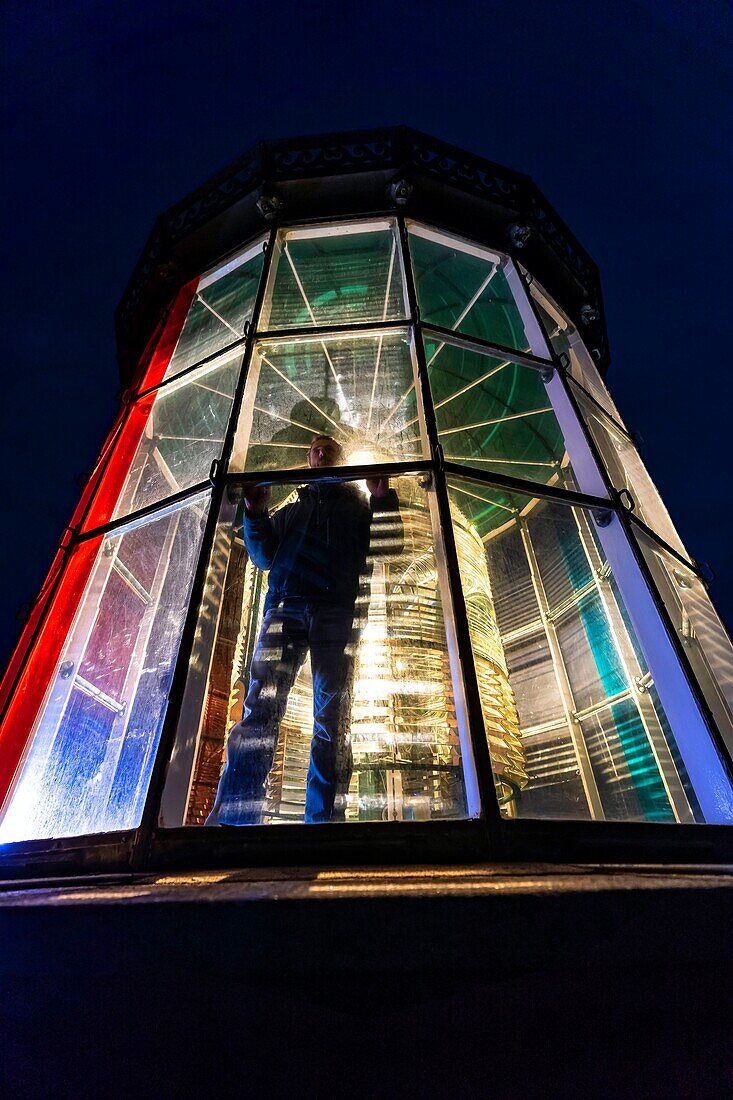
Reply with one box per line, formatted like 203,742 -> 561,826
571,381 -> 690,560
635,527 -> 733,758
232,332 -> 424,472
262,224 -> 404,332
409,225 -> 540,354
164,247 -> 264,381
161,476 -> 472,826
0,493 -> 209,842
115,349 -> 242,518
448,476 -> 705,822
425,334 -> 571,488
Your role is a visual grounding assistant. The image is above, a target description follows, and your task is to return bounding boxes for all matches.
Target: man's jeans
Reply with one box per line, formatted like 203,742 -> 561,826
207,601 -> 357,825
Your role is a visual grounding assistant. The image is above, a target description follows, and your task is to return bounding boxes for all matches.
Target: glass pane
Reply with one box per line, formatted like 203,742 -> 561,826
163,246 -> 264,382
571,380 -> 690,560
528,279 -> 625,424
634,526 -> 733,759
262,223 -> 404,332
426,334 -> 575,489
112,349 -> 242,519
160,475 -> 472,826
409,225 -> 541,354
0,493 -> 209,842
231,331 -> 425,472
447,474 -> 711,823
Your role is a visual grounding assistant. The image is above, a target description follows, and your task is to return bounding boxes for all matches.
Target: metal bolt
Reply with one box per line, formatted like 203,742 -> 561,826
256,194 -> 283,222
508,224 -> 531,248
388,179 -> 413,205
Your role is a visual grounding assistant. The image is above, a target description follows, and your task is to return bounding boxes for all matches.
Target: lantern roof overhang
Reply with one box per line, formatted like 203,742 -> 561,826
115,126 -> 608,385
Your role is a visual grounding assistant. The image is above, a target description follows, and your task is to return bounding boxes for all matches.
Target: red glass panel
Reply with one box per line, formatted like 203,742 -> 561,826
0,536 -> 101,809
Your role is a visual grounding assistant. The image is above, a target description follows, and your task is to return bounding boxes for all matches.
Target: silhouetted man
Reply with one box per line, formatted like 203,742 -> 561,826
207,435 -> 400,825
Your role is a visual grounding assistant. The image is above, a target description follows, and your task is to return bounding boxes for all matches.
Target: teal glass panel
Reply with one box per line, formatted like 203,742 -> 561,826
425,335 -> 572,489
232,331 -> 424,473
409,228 -> 531,352
264,226 -> 404,331
164,248 -> 264,381
447,475 -> 703,823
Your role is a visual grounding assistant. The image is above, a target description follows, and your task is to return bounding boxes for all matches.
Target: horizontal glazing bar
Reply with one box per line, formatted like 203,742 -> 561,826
136,335 -> 249,399
224,458 -> 434,487
566,374 -> 637,444
74,480 -> 212,545
275,210 -> 399,234
627,512 -> 705,580
442,460 -> 613,513
255,317 -> 412,343
419,322 -> 553,370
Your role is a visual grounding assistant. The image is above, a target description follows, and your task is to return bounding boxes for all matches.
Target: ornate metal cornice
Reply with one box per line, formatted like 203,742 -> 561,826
115,126 -> 608,384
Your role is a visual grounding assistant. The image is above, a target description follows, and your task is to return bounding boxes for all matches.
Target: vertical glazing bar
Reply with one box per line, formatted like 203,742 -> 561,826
131,232 -> 277,866
397,215 -> 502,836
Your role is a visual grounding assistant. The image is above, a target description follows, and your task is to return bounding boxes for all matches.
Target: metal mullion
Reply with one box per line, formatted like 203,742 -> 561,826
135,335 -> 249,400
614,505 -> 733,784
516,265 -> 618,505
397,213 -> 502,841
442,460 -> 612,514
420,322 -> 553,373
255,317 -> 410,343
131,229 -> 278,870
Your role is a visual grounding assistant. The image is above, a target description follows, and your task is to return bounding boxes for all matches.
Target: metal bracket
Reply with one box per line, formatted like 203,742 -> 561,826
617,488 -> 636,512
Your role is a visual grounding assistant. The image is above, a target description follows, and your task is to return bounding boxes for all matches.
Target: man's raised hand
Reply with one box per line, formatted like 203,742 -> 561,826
365,476 -> 390,499
243,483 -> 271,514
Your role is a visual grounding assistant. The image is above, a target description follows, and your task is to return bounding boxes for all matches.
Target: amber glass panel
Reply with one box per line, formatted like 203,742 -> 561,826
0,493 -> 209,842
447,475 -> 704,823
160,475 -> 471,826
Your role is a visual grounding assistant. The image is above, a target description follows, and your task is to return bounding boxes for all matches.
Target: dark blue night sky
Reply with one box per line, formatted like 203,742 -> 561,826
1,0 -> 731,669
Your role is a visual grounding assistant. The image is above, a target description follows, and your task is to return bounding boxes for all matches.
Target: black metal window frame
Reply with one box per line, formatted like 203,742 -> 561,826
2,216 -> 733,883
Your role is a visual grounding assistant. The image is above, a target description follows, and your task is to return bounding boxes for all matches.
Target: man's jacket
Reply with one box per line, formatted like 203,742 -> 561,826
243,481 -> 402,613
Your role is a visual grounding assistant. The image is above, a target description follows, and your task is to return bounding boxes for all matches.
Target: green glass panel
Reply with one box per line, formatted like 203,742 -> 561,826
165,250 -> 264,380
237,332 -> 424,473
410,231 -> 530,352
427,337 -> 568,488
265,229 -> 404,331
